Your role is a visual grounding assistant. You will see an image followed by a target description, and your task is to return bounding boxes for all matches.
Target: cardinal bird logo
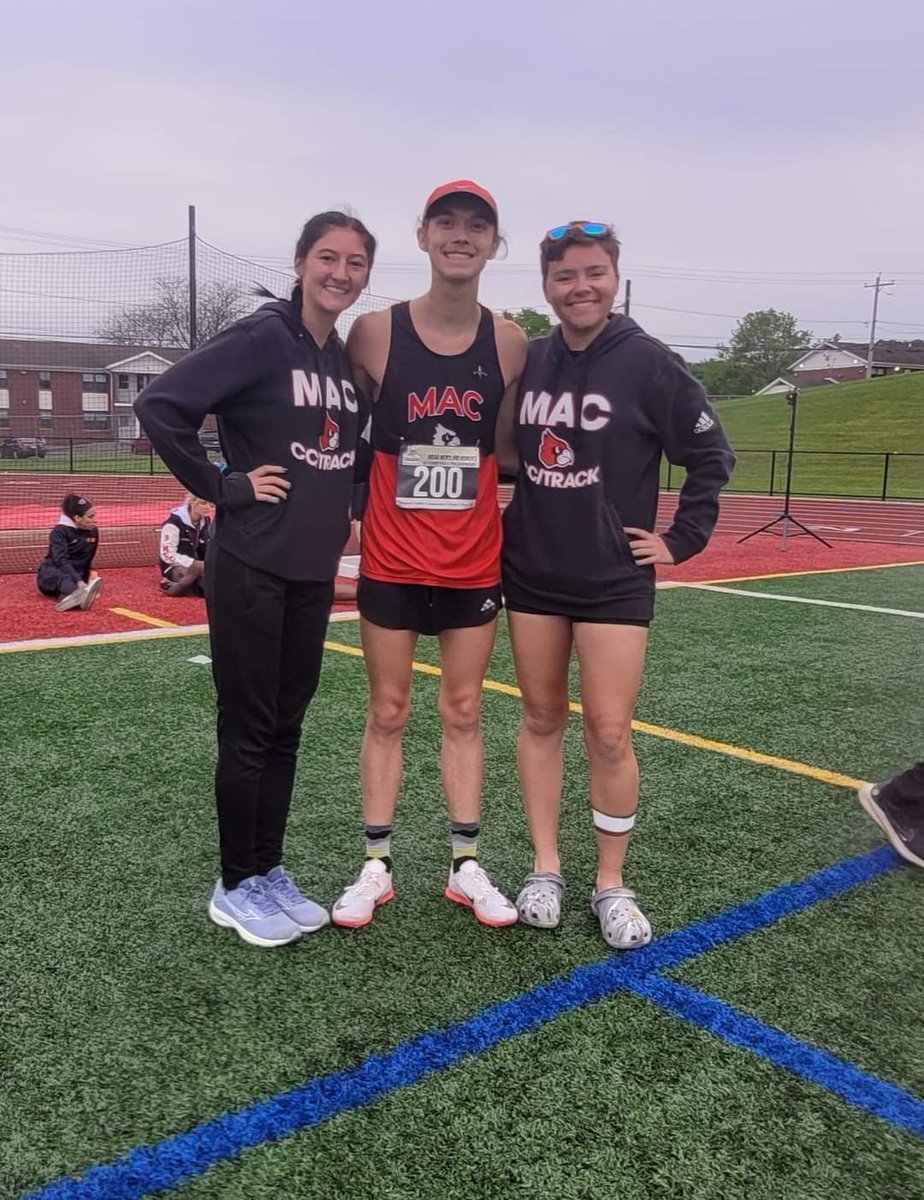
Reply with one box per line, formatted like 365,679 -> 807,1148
538,428 -> 574,469
321,411 -> 340,452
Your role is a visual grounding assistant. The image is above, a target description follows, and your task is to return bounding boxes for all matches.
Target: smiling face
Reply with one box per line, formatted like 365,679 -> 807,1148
418,200 -> 499,283
542,243 -> 619,345
295,227 -> 371,320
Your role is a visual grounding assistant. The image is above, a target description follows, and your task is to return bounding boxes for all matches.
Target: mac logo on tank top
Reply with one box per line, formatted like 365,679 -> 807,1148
407,386 -> 485,424
291,370 -> 358,412
519,390 -> 611,431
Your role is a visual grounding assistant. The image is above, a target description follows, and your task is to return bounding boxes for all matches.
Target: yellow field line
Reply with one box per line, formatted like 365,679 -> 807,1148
322,640 -> 864,791
108,607 -> 180,629
684,558 -> 924,587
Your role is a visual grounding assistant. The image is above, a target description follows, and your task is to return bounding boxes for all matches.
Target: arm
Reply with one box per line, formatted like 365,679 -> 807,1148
134,323 -> 267,510
47,526 -> 74,569
493,318 -> 528,477
159,523 -> 194,569
346,312 -> 389,519
646,355 -> 736,564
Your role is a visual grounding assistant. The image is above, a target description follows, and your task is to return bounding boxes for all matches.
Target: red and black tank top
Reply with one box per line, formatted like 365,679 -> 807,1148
361,302 -> 505,588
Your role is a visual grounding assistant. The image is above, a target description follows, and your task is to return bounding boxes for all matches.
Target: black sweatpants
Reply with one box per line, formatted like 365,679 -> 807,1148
37,562 -> 83,597
205,545 -> 334,889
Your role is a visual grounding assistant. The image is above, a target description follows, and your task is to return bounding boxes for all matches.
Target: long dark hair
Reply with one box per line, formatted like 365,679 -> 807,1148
62,493 -> 93,519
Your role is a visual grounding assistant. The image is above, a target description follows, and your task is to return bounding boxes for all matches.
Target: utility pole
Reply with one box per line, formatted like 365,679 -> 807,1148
864,273 -> 895,379
188,204 -> 198,351
623,278 -> 631,317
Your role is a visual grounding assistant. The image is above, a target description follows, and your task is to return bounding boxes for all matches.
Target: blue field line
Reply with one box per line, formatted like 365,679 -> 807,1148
623,974 -> 924,1138
20,846 -> 906,1200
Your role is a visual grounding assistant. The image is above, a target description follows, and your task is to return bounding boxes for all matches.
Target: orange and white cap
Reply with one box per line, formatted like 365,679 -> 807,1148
423,179 -> 498,222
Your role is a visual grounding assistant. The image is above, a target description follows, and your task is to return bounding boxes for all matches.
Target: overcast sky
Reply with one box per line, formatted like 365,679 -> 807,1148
2,0 -> 923,358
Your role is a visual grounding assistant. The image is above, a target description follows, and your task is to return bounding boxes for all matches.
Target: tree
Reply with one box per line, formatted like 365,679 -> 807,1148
717,309 -> 813,395
98,277 -> 249,347
690,357 -> 751,399
504,307 -> 553,339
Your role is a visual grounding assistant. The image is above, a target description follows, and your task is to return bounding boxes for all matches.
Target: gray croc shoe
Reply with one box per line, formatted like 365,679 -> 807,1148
516,871 -> 565,929
590,886 -> 652,950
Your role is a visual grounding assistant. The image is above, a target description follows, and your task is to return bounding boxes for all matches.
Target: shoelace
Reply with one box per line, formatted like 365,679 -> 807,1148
242,880 -> 283,918
268,872 -> 304,906
343,866 -> 386,901
462,866 -> 499,902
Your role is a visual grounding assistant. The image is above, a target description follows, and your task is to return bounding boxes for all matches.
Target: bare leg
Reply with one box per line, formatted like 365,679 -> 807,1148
359,619 -> 418,826
436,622 -> 498,824
507,612 -> 573,874
571,623 -> 648,892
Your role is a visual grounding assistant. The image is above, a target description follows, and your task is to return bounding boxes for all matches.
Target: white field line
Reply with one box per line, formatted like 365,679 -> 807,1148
678,583 -> 924,620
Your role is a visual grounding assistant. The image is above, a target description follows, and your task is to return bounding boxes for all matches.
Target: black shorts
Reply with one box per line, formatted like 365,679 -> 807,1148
503,576 -> 652,626
358,577 -> 502,636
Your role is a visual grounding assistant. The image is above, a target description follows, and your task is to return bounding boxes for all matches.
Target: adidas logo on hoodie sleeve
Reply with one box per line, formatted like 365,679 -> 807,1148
693,410 -> 716,434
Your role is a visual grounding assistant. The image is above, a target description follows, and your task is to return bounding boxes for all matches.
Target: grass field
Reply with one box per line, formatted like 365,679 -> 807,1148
660,372 -> 924,499
3,564 -> 923,1199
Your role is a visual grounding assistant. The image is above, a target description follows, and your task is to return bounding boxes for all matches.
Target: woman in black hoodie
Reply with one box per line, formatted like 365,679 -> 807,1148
499,222 -> 735,950
135,212 -> 376,949
37,493 -> 103,612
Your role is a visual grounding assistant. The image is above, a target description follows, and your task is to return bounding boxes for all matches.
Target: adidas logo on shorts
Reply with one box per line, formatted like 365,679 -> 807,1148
693,410 -> 715,434
480,598 -> 497,613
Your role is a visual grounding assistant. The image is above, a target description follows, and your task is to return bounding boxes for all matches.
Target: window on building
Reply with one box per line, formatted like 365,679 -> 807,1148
38,390 -> 53,425
39,371 -> 52,388
0,373 -> 8,427
118,374 -> 130,389
82,373 -> 109,393
82,392 -> 109,429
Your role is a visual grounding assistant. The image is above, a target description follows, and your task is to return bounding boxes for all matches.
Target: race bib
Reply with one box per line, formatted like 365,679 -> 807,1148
396,443 -> 480,510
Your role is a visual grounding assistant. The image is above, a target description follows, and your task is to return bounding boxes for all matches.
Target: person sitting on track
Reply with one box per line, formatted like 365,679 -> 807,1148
36,493 -> 103,612
498,220 -> 735,950
159,493 -> 212,597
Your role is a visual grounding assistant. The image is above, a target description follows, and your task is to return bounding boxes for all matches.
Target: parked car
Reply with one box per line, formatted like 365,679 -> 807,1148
0,437 -> 47,459
131,435 -> 152,455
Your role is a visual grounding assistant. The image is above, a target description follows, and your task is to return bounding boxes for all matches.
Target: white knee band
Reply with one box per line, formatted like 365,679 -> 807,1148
592,809 -> 637,834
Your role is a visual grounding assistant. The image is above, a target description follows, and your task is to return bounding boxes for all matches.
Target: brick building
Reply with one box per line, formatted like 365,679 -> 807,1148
0,339 -> 186,440
758,341 -> 924,395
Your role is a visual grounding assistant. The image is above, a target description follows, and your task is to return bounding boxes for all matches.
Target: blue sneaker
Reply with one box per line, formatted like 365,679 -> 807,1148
263,866 -> 330,933
208,876 -> 302,947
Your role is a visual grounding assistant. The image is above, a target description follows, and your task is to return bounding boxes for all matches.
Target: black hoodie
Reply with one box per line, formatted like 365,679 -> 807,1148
134,294 -> 368,582
502,315 -> 735,607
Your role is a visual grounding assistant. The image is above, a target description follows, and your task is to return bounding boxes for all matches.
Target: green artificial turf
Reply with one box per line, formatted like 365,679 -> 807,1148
3,573 -> 921,1197
175,993 -> 924,1200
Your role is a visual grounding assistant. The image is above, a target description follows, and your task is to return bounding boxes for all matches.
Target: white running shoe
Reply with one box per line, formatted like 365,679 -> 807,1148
331,859 -> 394,928
445,860 -> 518,928
55,582 -> 89,612
80,576 -> 103,610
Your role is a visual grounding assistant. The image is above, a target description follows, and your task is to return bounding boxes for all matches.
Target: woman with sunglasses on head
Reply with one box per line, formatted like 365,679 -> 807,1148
135,211 -> 376,948
498,221 -> 735,949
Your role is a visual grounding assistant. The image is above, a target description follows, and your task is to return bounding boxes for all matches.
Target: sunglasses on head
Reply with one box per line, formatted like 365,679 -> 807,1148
544,221 -> 611,242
